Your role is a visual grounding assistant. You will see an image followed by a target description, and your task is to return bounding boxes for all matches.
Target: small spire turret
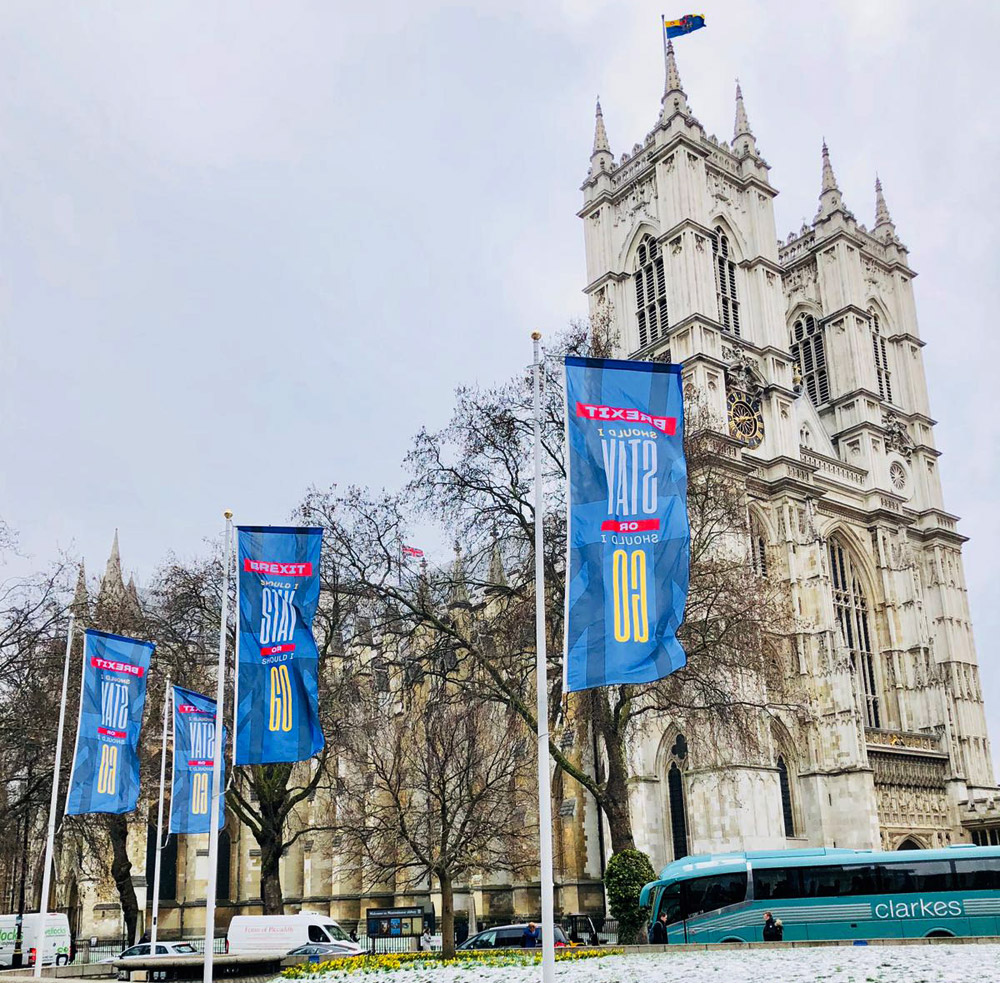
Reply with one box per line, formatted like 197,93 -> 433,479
589,97 -> 614,176
815,140 -> 850,221
660,39 -> 693,122
873,175 -> 897,240
733,79 -> 757,156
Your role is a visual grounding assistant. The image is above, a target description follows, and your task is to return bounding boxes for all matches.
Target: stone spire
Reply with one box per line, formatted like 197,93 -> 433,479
448,541 -> 470,610
96,530 -> 126,623
733,79 -> 757,156
487,540 -> 507,590
589,97 -> 614,174
660,39 -> 692,121
815,140 -> 849,221
873,175 -> 897,239
71,561 -> 90,622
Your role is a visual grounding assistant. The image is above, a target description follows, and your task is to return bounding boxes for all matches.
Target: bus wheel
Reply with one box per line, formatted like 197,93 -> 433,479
720,937 -> 744,944
925,930 -> 954,939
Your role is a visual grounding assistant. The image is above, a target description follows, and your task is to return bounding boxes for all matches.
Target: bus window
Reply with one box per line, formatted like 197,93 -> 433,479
799,864 -> 878,898
659,884 -> 683,924
753,867 -> 801,901
878,861 -> 953,894
682,873 -> 747,918
953,857 -> 1000,891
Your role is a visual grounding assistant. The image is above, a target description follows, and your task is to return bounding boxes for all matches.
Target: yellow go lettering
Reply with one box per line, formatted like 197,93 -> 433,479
612,549 -> 649,643
191,772 -> 209,815
97,744 -> 119,795
268,664 -> 293,733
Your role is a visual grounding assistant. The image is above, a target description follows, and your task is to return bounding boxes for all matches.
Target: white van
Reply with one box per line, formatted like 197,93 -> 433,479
0,913 -> 72,967
226,914 -> 360,956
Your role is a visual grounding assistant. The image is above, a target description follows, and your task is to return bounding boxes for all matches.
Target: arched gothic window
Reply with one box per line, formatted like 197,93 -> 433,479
776,755 -> 795,837
145,825 -> 177,902
749,515 -> 768,577
665,733 -> 689,860
712,227 -> 740,335
791,313 -> 829,406
828,538 -> 882,728
633,235 -> 668,349
869,308 -> 892,403
217,828 -> 232,901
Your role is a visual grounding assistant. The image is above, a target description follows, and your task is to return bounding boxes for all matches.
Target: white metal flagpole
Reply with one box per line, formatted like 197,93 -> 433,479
531,332 -> 556,983
33,616 -> 74,978
203,511 -> 233,983
150,679 -> 171,950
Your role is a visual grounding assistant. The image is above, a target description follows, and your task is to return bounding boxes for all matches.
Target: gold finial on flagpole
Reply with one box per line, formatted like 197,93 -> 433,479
531,331 -> 542,340
224,509 -> 233,519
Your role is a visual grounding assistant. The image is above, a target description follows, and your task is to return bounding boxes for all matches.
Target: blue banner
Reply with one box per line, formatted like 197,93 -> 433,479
169,685 -> 225,834
235,526 -> 325,764
65,629 -> 154,815
563,356 -> 690,691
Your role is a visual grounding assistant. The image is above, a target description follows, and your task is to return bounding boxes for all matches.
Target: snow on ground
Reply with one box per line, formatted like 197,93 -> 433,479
294,943 -> 1000,983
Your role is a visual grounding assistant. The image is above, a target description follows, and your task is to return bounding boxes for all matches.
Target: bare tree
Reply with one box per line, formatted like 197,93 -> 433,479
305,324 -> 796,858
339,677 -> 535,958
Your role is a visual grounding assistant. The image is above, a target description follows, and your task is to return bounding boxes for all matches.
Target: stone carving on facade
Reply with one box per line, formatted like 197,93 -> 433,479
614,174 -> 657,227
882,412 -> 914,460
724,348 -> 764,398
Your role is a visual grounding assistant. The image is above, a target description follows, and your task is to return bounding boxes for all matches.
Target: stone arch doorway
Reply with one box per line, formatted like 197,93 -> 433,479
896,836 -> 924,850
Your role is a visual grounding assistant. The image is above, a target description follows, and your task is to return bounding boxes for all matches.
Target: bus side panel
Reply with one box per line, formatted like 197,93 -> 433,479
967,916 -> 998,937
849,918 -> 903,941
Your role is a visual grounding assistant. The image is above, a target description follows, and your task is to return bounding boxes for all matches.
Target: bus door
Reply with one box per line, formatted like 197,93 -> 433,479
659,884 -> 688,944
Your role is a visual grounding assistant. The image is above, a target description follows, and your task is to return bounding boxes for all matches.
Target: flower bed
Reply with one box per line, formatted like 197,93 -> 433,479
282,947 -> 623,976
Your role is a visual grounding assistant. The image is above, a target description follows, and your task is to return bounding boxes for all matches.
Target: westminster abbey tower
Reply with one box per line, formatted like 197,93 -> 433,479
576,40 -> 999,872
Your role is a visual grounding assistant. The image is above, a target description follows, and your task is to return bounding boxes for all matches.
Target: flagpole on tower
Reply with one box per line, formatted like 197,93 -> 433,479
204,511 -> 234,983
33,617 -> 74,979
531,332 -> 556,983
150,679 -> 171,950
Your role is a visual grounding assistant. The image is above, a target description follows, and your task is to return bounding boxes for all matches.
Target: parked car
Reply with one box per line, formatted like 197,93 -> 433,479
457,924 -> 570,950
286,943 -> 359,960
101,942 -> 198,963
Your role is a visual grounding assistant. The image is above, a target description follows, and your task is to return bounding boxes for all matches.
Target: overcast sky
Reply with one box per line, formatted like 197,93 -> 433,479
1,1 -> 998,755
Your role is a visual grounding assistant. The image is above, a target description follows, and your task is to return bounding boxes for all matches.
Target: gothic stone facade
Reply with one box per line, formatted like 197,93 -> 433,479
572,41 -> 999,880
56,46 -> 1000,943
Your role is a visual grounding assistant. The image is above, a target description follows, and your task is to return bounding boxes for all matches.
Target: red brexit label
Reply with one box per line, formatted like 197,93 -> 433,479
261,643 -> 295,657
91,656 -> 145,677
188,759 -> 213,767
601,519 -> 661,532
97,726 -> 126,738
243,559 -> 313,576
576,401 -> 677,435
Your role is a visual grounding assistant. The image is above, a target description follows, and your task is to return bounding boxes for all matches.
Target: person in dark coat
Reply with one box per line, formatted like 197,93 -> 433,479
649,912 -> 669,944
763,911 -> 780,941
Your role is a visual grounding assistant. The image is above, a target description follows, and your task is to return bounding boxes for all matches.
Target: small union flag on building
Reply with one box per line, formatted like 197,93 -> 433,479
402,545 -> 424,558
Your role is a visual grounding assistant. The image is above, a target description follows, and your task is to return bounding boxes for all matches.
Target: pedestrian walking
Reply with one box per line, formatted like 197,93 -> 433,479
521,922 -> 540,948
420,927 -> 432,951
763,910 -> 781,941
650,912 -> 669,944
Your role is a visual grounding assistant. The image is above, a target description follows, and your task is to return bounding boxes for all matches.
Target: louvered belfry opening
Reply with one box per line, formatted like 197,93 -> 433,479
633,235 -> 668,350
870,308 -> 893,403
791,313 -> 829,406
712,227 -> 740,336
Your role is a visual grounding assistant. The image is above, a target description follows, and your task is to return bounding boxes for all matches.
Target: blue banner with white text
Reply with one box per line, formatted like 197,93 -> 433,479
235,526 -> 325,764
65,629 -> 154,815
564,356 -> 690,691
169,685 -> 226,834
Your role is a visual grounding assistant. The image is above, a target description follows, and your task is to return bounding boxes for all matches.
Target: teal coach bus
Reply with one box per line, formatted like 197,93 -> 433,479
639,845 -> 1000,943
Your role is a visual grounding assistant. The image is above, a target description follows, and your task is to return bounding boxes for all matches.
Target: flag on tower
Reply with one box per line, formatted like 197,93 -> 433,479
562,357 -> 690,691
234,526 -> 325,765
65,629 -> 154,815
169,685 -> 226,834
402,545 -> 424,558
663,13 -> 706,38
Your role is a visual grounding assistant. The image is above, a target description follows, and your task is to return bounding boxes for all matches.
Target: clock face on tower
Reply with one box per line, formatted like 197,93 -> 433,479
727,390 -> 765,449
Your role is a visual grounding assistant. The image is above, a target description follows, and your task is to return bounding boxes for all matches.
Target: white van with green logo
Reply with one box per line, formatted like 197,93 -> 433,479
0,914 -> 72,967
